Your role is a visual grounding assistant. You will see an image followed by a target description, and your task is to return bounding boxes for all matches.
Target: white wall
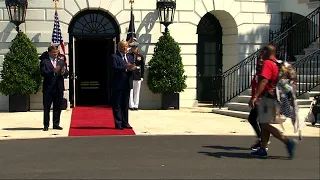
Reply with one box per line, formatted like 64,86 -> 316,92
0,0 -> 314,111
281,0 -> 318,16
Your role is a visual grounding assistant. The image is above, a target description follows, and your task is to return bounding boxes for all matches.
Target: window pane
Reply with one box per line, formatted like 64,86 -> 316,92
204,66 -> 217,76
210,42 -> 217,53
203,54 -> 217,66
204,42 -> 211,53
204,54 -> 211,65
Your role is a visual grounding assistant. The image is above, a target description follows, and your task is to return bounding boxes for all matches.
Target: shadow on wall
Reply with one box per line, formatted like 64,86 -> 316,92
0,24 -> 44,55
0,23 -> 16,43
31,33 -> 41,43
0,24 -> 16,57
136,10 -> 158,56
237,2 -> 282,61
134,11 -> 162,110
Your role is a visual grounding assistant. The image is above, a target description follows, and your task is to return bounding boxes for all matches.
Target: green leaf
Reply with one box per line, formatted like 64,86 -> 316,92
147,32 -> 187,94
0,31 -> 42,95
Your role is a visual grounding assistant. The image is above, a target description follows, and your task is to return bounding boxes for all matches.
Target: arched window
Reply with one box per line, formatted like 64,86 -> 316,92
68,10 -> 120,36
196,13 -> 223,102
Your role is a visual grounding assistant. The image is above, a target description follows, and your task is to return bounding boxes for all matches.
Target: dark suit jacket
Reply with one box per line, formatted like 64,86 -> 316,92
40,52 -> 69,93
111,51 -> 134,90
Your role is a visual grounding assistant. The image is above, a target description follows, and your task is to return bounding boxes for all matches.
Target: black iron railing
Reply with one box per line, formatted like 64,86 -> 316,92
213,6 -> 320,108
269,12 -> 293,42
294,49 -> 320,97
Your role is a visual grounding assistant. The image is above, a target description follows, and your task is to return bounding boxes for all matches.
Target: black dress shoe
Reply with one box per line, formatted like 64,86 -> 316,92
134,108 -> 138,111
43,127 -> 48,131
129,108 -> 134,111
122,125 -> 133,129
53,125 -> 63,130
115,126 -> 124,130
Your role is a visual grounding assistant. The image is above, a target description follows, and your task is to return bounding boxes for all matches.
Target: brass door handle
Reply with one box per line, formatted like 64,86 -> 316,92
71,73 -> 77,79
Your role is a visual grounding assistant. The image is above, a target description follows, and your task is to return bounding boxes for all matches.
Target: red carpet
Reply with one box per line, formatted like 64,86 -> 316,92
68,106 -> 135,136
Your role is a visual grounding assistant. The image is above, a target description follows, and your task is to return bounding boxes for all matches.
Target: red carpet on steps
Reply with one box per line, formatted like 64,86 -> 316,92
68,106 -> 135,136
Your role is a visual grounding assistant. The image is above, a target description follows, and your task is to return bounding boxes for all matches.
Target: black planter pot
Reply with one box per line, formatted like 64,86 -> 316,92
9,94 -> 30,112
162,93 -> 179,110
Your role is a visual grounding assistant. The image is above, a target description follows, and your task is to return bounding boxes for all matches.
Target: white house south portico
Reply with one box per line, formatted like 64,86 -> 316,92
0,0 -> 315,111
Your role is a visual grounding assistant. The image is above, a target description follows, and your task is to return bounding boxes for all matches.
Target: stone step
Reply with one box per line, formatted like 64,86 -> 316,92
212,108 -> 289,122
308,0 -> 320,9
294,54 -> 319,62
309,91 -> 320,97
309,42 -> 320,49
296,99 -> 315,105
297,90 -> 320,99
296,67 -> 320,74
296,75 -> 320,83
212,108 -> 249,119
304,48 -> 320,55
242,88 -> 320,97
227,102 -> 251,112
232,95 -> 313,105
296,83 -> 320,91
295,60 -> 319,67
294,52 -> 319,61
295,55 -> 305,60
299,104 -> 313,108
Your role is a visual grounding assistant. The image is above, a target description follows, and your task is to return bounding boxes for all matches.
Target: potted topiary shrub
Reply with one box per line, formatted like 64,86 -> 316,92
0,31 -> 42,112
147,32 -> 187,109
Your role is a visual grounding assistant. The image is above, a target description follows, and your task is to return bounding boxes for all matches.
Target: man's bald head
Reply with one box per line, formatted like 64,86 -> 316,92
260,44 -> 277,60
267,44 -> 276,56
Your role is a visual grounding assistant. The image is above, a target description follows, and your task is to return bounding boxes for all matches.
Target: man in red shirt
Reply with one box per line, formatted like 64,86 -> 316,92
249,44 -> 296,159
248,57 -> 264,150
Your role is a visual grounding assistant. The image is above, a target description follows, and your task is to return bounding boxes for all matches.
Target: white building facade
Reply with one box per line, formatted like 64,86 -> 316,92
0,0 -> 317,111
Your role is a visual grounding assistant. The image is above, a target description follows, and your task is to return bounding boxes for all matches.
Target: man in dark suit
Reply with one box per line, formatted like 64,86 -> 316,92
40,45 -> 69,131
111,40 -> 136,130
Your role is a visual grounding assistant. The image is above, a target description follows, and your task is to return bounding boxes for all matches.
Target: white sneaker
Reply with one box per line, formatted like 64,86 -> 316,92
252,147 -> 268,151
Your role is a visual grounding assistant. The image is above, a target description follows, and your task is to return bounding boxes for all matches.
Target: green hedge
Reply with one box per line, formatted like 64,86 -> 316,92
147,32 -> 187,94
0,32 -> 42,95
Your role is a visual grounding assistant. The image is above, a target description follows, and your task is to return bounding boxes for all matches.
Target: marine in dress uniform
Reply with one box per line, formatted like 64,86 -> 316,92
57,53 -> 69,110
129,41 -> 145,110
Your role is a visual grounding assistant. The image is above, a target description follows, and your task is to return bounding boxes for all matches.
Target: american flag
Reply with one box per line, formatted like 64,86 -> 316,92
52,10 -> 66,62
126,10 -> 136,42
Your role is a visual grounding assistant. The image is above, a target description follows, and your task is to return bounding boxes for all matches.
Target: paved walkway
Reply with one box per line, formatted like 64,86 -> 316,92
0,135 -> 319,179
0,107 -> 319,140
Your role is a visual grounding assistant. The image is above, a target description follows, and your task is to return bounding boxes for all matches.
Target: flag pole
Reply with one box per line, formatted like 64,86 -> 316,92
53,0 -> 59,11
52,0 -> 70,110
129,0 -> 134,42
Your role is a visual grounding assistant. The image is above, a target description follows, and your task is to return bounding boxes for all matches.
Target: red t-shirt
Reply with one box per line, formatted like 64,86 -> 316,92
260,58 -> 279,95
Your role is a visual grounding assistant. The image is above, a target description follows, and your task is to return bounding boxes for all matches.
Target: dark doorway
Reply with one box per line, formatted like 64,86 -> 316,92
197,13 -> 223,103
67,10 -> 120,107
74,37 -> 114,105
